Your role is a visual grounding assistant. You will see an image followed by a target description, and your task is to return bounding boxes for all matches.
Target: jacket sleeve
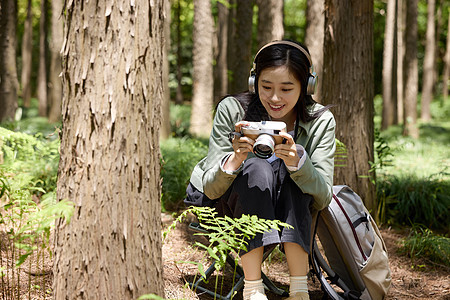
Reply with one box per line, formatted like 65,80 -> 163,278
289,111 -> 336,211
202,98 -> 245,199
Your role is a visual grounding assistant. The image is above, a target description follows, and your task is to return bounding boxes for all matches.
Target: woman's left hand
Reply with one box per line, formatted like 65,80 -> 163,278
274,132 -> 300,168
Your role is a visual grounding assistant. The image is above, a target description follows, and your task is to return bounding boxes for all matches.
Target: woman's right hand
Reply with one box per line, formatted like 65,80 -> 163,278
223,121 -> 255,171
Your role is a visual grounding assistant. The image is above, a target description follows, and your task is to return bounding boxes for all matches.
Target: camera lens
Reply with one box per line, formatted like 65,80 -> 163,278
253,134 -> 275,159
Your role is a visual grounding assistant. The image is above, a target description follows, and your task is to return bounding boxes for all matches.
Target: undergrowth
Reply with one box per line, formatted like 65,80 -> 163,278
160,137 -> 208,211
399,225 -> 450,268
0,126 -> 73,298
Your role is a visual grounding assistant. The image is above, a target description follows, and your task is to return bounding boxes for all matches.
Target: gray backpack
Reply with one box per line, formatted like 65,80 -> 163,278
310,185 -> 392,300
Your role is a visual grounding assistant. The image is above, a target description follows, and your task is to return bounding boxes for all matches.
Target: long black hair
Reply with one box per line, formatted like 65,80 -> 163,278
220,40 -> 331,140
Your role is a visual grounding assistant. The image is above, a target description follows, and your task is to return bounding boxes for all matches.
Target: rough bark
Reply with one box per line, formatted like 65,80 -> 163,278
37,0 -> 48,117
305,0 -> 324,102
53,1 -> 165,298
256,0 -> 284,49
213,1 -> 228,104
322,0 -> 376,213
48,0 -> 63,123
443,9 -> 450,101
21,0 -> 33,108
0,0 -> 18,122
161,0 -> 171,140
227,0 -> 253,94
403,0 -> 419,138
190,0 -> 214,137
382,0 -> 397,129
420,0 -> 435,121
397,0 -> 405,123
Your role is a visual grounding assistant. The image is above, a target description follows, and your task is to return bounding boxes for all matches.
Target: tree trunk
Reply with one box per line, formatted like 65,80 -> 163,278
227,0 -> 253,94
421,0 -> 435,122
403,0 -> 419,138
443,9 -> 450,101
175,0 -> 184,104
21,0 -> 33,108
190,0 -> 214,137
213,1 -> 228,104
161,0 -> 171,140
48,0 -> 63,123
0,0 -> 18,122
382,0 -> 397,130
53,1 -> 165,298
396,0 -> 405,123
434,0 -> 442,93
256,0 -> 284,49
37,0 -> 48,117
322,0 -> 376,213
305,0 -> 324,103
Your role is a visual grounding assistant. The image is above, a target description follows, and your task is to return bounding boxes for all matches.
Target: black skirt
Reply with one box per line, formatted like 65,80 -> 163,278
185,157 -> 313,254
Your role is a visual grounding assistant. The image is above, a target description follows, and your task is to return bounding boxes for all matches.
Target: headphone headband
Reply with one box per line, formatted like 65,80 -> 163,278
252,40 -> 313,70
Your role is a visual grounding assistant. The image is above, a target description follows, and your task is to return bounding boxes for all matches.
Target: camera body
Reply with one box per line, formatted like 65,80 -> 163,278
241,121 -> 287,159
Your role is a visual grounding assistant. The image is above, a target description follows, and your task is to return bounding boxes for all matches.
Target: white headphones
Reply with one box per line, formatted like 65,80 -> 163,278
248,40 -> 317,95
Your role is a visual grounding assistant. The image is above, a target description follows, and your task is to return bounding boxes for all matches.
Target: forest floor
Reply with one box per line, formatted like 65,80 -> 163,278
162,212 -> 450,300
0,212 -> 448,299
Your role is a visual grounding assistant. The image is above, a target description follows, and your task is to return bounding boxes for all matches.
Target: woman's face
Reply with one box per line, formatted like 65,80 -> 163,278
257,66 -> 301,125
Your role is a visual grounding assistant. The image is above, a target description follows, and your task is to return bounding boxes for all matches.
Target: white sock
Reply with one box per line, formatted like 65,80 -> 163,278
243,278 -> 266,300
289,275 -> 308,296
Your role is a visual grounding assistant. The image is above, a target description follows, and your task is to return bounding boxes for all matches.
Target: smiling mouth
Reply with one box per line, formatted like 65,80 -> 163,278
269,104 -> 284,111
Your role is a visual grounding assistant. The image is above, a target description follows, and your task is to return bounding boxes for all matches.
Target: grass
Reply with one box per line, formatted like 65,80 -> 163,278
399,225 -> 450,268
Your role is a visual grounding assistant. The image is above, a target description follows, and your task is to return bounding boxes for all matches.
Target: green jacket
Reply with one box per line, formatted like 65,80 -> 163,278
189,96 -> 336,211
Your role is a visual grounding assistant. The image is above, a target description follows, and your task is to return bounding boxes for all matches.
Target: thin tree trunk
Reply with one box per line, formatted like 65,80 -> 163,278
421,0 -> 436,122
382,0 -> 397,129
214,1 -> 228,104
227,0 -> 253,94
434,0 -> 442,92
322,0 -> 376,213
21,0 -> 33,108
53,0 -> 164,297
227,0 -> 237,93
256,0 -> 284,49
0,0 -> 18,122
305,0 -> 324,102
397,0 -> 405,123
37,0 -> 48,117
190,0 -> 214,137
403,0 -> 419,138
443,10 -> 450,101
175,0 -> 183,104
161,0 -> 171,140
48,0 -> 63,123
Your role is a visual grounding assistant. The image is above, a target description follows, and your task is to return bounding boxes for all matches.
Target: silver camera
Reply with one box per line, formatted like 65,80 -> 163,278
241,121 -> 287,159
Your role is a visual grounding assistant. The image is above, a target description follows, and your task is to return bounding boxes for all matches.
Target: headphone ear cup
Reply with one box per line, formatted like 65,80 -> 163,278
248,72 -> 256,93
306,72 -> 317,95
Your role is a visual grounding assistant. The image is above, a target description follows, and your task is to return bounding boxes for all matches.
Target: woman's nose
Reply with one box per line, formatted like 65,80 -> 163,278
271,92 -> 280,101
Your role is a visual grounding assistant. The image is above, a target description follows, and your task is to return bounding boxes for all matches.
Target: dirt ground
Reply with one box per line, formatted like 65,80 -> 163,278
162,213 -> 450,300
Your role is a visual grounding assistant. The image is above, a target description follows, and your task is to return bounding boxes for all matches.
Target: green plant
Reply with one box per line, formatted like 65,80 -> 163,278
164,206 -> 292,299
0,126 -> 60,194
160,137 -> 208,210
0,126 -> 72,298
399,225 -> 450,267
0,168 -> 73,299
334,138 -> 347,168
377,172 -> 450,230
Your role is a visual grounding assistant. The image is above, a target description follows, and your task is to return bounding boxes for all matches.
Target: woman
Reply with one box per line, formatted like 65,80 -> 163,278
185,40 -> 336,300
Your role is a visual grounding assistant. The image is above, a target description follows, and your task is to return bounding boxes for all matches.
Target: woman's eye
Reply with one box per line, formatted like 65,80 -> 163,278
282,88 -> 293,92
262,86 -> 271,90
